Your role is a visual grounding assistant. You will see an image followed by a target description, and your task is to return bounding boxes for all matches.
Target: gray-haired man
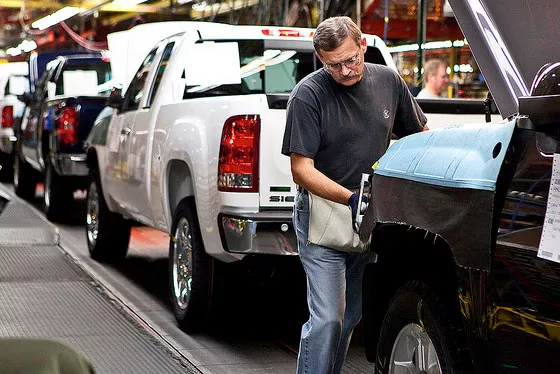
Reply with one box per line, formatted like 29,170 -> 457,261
282,16 -> 428,373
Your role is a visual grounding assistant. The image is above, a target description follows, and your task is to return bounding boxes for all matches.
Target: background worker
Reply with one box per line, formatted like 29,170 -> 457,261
416,59 -> 449,99
281,16 -> 428,373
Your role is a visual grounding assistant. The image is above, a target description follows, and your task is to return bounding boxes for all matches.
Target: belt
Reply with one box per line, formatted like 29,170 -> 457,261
296,186 -> 362,194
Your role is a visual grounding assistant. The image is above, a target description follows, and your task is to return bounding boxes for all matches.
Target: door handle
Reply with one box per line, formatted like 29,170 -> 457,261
121,127 -> 131,136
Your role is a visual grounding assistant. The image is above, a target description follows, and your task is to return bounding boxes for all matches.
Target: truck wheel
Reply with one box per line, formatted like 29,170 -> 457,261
376,281 -> 461,374
169,198 -> 212,333
44,160 -> 73,222
0,152 -> 14,182
13,148 -> 36,201
86,169 -> 130,262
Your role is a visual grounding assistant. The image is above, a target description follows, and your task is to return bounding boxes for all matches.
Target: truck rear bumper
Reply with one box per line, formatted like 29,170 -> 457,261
218,211 -> 298,256
54,153 -> 88,176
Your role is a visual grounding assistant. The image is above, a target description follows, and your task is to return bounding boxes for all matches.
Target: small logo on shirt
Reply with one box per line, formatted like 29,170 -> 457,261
383,110 -> 390,119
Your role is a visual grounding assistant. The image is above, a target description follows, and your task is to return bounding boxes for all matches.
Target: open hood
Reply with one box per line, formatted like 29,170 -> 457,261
448,0 -> 560,119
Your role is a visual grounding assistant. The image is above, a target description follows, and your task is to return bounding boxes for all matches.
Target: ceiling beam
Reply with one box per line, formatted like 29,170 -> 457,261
189,0 -> 259,19
98,1 -> 181,13
1,0 -> 63,9
1,0 -> 177,14
100,1 -> 189,25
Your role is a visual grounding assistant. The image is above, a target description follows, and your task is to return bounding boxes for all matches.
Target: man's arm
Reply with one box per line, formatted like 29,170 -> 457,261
290,153 -> 353,205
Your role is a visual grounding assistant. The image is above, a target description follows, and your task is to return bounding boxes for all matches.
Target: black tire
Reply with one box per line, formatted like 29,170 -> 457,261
0,152 -> 14,183
44,159 -> 73,222
86,168 -> 130,262
376,281 -> 462,374
13,146 -> 36,200
169,198 -> 213,333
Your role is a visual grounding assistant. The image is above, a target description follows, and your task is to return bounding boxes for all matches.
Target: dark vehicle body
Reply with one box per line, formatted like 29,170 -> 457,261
361,0 -> 560,373
16,54 -> 111,221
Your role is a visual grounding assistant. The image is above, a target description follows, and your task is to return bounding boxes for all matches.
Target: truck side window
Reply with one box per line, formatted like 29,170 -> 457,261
145,41 -> 175,108
364,47 -> 387,65
123,48 -> 157,112
54,61 -> 111,96
184,39 -> 317,98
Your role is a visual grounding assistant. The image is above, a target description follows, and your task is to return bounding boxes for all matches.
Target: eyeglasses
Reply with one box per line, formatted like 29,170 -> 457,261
323,52 -> 361,72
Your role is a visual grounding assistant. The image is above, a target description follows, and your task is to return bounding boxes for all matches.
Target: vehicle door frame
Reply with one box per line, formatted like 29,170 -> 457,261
127,38 -> 179,223
105,45 -> 161,215
20,59 -> 61,170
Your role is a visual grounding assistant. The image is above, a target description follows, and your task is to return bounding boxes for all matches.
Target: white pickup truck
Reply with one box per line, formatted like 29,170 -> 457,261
85,21 -> 495,332
0,62 -> 28,181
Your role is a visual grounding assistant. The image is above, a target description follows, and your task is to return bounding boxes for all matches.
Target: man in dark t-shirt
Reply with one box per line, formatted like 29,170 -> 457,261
281,16 -> 427,374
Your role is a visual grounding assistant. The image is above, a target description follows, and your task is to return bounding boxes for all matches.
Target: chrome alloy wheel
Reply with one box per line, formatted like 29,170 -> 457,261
13,154 -> 20,188
86,181 -> 99,248
389,323 -> 442,374
44,164 -> 52,209
172,216 -> 193,310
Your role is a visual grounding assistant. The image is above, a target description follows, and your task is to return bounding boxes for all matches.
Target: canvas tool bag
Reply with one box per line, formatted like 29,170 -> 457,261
307,191 -> 370,253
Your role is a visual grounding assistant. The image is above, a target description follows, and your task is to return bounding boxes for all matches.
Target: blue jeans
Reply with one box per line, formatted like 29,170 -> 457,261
294,190 -> 375,374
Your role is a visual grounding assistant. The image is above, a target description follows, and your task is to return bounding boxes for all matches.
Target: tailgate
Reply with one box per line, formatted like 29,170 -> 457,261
258,95 -> 296,209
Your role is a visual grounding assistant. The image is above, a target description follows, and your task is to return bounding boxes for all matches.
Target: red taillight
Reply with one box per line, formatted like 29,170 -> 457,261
56,106 -> 78,146
261,29 -> 308,37
1,106 -> 13,128
218,115 -> 260,192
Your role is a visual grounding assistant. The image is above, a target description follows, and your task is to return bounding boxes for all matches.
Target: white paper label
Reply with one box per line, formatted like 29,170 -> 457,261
7,75 -> 27,95
63,70 -> 99,96
538,153 -> 560,263
184,42 -> 241,87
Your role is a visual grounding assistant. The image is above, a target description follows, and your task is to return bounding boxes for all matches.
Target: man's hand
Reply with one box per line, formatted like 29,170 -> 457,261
348,192 -> 369,230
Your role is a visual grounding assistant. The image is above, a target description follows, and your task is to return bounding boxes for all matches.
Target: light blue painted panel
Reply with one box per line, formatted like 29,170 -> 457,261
374,120 -> 516,191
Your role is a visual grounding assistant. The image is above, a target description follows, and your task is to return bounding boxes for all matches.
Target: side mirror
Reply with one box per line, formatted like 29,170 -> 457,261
17,92 -> 32,105
518,93 -> 560,137
518,94 -> 560,129
106,87 -> 123,109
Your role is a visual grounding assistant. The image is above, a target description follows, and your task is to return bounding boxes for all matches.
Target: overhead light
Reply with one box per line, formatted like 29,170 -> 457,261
454,64 -> 474,73
19,40 -> 37,53
387,39 -> 468,53
6,48 -> 22,57
112,0 -> 149,7
32,7 -> 83,30
5,40 -> 38,57
424,40 -> 454,50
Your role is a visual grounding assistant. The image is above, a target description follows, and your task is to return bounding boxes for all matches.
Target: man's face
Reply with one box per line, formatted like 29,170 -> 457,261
432,65 -> 449,94
317,36 -> 367,86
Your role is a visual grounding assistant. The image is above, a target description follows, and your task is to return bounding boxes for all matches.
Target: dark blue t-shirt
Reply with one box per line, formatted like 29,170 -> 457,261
281,63 -> 427,189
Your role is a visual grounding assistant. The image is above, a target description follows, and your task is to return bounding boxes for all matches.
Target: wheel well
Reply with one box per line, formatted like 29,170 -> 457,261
86,148 -> 98,170
363,223 -> 465,363
167,160 -> 194,220
41,131 -> 50,164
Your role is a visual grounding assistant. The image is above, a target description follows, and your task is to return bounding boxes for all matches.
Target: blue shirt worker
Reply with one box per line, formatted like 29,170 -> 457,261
281,16 -> 428,374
